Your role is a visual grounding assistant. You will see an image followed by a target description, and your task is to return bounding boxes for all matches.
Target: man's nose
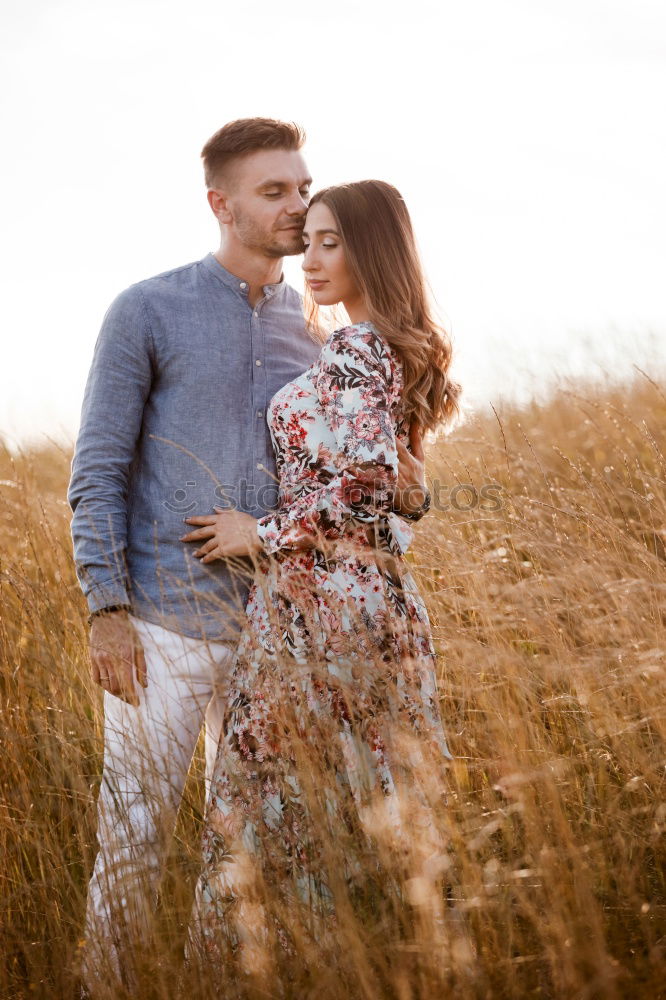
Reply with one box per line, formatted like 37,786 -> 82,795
286,190 -> 309,215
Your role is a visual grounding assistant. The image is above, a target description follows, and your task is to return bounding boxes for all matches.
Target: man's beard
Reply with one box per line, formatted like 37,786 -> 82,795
234,209 -> 304,258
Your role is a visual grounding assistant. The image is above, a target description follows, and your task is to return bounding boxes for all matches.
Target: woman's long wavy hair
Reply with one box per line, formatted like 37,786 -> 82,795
305,180 -> 461,433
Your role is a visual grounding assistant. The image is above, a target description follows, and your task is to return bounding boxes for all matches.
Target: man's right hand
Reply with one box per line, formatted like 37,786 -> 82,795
89,611 -> 147,706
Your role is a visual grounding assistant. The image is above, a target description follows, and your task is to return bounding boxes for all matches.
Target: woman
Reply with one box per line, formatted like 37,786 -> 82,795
184,180 -> 461,979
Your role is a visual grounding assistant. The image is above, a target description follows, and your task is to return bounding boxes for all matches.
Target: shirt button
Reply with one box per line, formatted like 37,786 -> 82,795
254,310 -> 259,317
256,462 -> 263,470
255,359 -> 262,366
240,282 -> 247,290
256,410 -> 264,418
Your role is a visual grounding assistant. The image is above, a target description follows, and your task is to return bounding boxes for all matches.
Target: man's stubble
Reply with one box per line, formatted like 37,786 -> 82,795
233,205 -> 305,260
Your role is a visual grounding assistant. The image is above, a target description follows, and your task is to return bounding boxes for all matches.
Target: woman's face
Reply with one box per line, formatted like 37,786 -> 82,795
301,202 -> 364,312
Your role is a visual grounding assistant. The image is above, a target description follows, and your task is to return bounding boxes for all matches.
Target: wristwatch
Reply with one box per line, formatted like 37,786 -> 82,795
87,604 -> 132,626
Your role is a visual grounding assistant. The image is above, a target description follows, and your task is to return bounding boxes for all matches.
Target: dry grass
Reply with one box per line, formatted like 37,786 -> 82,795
0,369 -> 664,999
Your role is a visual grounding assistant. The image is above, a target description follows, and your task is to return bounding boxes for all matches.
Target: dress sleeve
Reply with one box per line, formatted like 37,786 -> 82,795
256,328 -> 413,556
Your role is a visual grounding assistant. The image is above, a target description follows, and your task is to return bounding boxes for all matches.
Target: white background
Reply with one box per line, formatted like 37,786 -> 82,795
1,0 -> 665,445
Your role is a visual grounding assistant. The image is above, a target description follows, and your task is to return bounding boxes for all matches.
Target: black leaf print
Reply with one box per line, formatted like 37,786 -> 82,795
325,363 -> 371,391
384,567 -> 408,617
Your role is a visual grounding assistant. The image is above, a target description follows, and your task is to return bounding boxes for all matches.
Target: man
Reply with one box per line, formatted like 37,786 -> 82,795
68,117 -> 428,993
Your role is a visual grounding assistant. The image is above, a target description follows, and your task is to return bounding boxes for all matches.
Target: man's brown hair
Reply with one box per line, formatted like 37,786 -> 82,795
201,118 -> 306,188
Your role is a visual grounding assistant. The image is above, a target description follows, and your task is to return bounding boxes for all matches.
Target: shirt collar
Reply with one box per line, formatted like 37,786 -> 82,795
202,252 -> 286,300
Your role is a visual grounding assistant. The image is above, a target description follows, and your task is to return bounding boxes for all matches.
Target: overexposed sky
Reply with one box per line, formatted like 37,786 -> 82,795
1,0 -> 665,445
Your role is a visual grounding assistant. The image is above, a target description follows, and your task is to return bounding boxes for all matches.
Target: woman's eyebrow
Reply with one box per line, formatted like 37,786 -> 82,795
302,228 -> 340,237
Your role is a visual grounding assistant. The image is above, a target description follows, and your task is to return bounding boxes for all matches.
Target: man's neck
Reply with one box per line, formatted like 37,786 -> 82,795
214,247 -> 284,307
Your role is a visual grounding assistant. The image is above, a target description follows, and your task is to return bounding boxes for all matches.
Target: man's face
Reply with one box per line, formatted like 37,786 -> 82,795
218,149 -> 312,258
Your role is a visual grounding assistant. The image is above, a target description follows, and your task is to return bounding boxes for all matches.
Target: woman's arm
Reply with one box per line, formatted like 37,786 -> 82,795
256,327 -> 413,556
394,421 -> 431,521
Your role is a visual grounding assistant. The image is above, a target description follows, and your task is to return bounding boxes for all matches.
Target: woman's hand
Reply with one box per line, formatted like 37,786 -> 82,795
179,507 -> 263,562
394,421 -> 428,516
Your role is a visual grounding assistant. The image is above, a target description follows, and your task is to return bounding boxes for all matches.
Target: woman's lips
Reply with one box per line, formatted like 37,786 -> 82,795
308,280 -> 328,290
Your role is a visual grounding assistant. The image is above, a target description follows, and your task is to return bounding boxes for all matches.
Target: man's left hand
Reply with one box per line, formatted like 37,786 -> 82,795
180,507 -> 262,562
394,422 -> 428,517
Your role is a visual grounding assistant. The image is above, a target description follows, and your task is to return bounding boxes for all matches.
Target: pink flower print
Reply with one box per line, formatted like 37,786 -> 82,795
338,477 -> 370,511
327,629 -> 351,656
318,603 -> 342,636
315,443 -> 335,469
329,685 -> 351,724
367,723 -> 385,756
316,382 -> 335,408
353,410 -> 383,443
236,724 -> 266,761
207,801 -> 245,842
286,410 -> 310,441
372,608 -> 390,632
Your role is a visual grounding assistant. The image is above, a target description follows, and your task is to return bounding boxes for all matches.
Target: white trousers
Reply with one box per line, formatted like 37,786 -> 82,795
80,615 -> 236,995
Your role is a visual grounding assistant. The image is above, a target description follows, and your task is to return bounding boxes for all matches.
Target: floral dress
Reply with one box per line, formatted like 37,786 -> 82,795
189,322 -> 454,968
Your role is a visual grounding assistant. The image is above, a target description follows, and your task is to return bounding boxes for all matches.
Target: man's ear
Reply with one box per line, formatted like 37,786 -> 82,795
207,188 -> 233,225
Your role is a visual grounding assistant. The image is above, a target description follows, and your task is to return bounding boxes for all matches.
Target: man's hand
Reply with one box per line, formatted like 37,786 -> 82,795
394,422 -> 428,517
180,508 -> 263,563
89,611 -> 147,706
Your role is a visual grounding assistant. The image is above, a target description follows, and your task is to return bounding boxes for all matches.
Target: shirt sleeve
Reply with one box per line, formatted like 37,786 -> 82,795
256,327 -> 413,556
67,285 -> 154,613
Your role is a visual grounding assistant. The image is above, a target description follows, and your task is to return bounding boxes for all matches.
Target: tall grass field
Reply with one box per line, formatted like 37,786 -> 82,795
1,369 -> 664,999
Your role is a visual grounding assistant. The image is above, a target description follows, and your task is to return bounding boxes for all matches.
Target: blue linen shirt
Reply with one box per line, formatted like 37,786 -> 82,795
68,253 -> 322,640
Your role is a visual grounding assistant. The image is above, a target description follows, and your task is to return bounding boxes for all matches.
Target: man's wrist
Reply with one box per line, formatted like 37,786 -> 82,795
87,604 -> 132,627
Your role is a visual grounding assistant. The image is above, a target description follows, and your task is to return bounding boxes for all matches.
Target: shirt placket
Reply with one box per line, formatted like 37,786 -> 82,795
250,289 -> 270,484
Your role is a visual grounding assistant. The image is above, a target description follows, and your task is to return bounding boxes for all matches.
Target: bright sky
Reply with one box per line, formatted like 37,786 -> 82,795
1,0 -> 664,446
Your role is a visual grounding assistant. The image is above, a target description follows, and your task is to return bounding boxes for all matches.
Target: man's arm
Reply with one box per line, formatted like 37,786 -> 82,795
68,285 -> 154,703
68,284 -> 154,611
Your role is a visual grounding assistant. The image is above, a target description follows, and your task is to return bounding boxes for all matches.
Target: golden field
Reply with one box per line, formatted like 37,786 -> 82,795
0,368 -> 664,999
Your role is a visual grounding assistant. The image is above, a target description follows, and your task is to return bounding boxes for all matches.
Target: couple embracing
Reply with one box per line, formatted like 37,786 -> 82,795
69,116 -> 461,994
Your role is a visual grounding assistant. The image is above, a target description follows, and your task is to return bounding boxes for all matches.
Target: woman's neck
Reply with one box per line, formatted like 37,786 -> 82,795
344,295 -> 371,324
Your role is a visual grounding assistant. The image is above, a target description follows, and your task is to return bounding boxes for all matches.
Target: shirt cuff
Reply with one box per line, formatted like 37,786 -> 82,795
83,579 -> 132,615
